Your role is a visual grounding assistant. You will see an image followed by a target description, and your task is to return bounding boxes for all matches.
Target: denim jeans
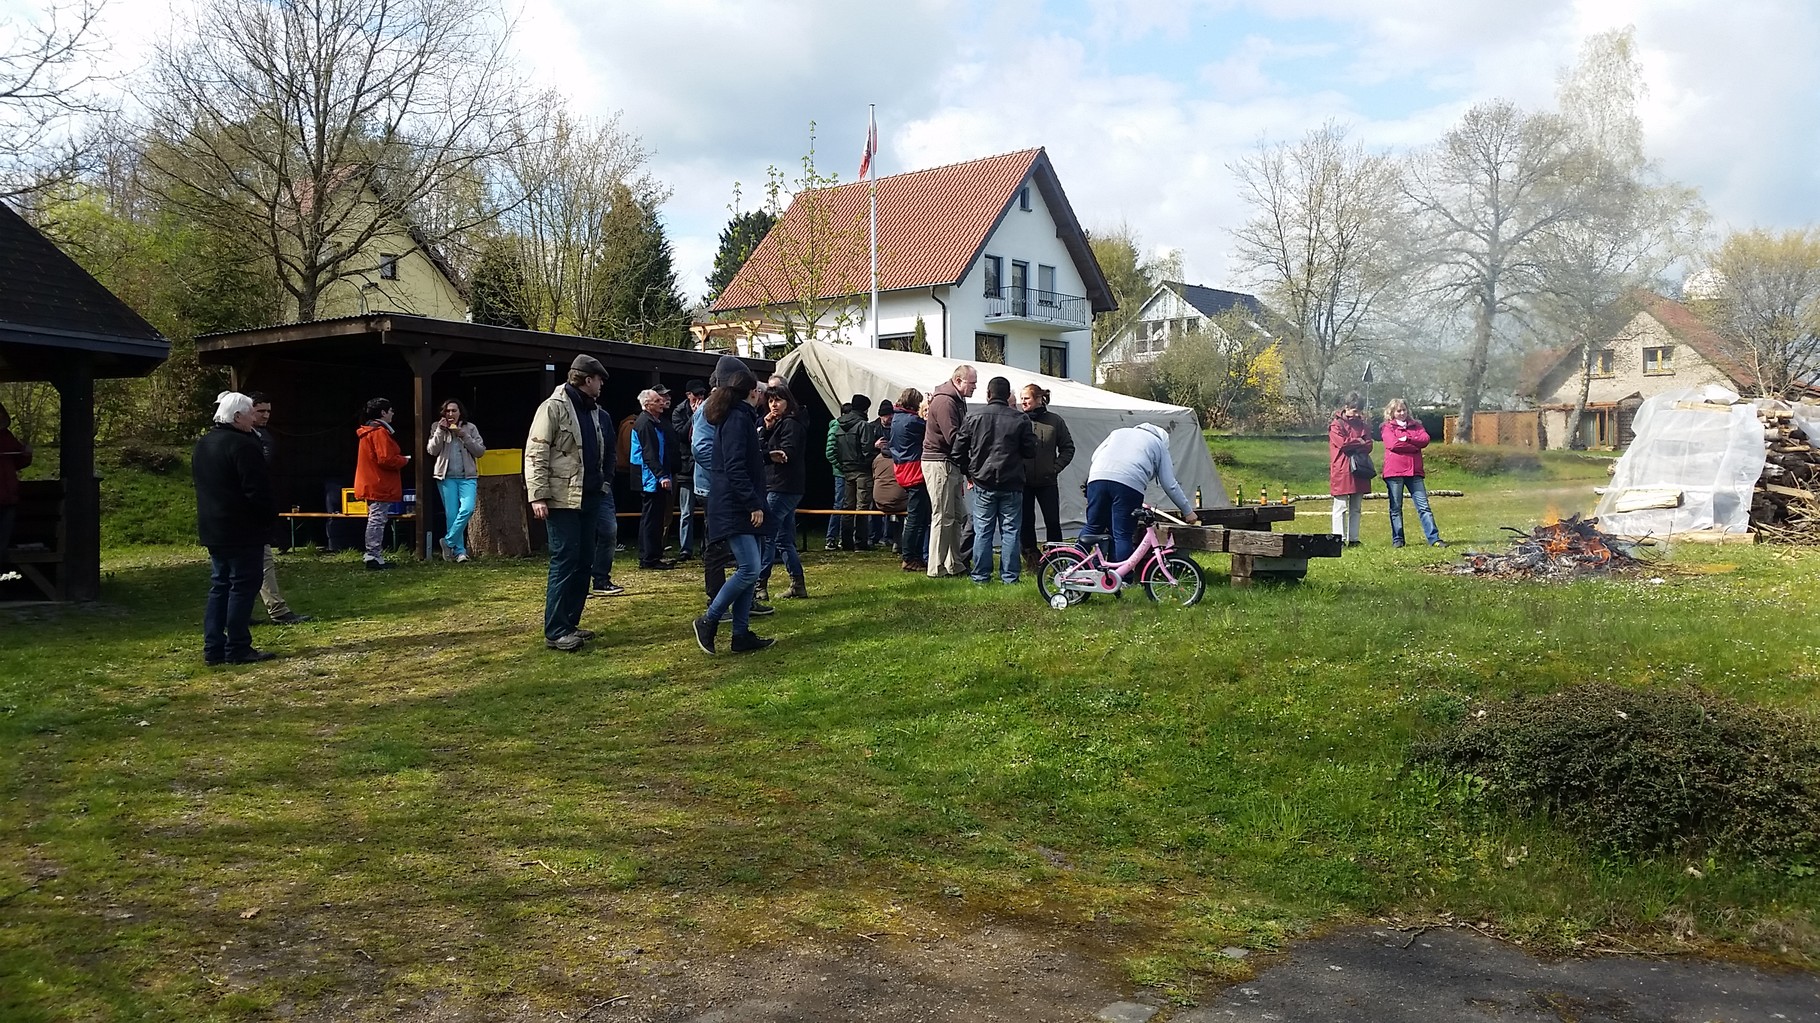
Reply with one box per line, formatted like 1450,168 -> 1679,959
901,482 -> 930,561
762,492 -> 803,581
204,544 -> 263,662
824,474 -> 844,544
705,532 -> 763,635
1385,476 -> 1442,545
436,476 -> 478,557
969,485 -> 1023,582
1085,479 -> 1145,562
544,494 -> 600,641
591,488 -> 618,587
677,485 -> 700,557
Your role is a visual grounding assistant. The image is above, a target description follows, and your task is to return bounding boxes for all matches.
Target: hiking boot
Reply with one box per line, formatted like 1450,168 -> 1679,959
730,631 -> 775,654
748,602 -> 775,616
781,577 -> 808,599
271,611 -> 315,625
546,632 -> 585,652
692,615 -> 718,654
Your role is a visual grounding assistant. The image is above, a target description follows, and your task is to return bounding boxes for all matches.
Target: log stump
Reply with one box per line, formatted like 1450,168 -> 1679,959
470,475 -> 531,558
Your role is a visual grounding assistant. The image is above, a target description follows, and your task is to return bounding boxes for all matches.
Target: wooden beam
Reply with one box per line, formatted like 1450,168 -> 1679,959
53,359 -> 98,601
401,347 -> 452,559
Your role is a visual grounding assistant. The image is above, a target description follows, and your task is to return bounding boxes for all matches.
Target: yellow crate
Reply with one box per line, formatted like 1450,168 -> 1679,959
476,447 -> 524,477
341,488 -> 366,515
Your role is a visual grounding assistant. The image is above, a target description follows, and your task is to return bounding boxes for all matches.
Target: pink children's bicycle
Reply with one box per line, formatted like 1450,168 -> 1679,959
1035,504 -> 1206,608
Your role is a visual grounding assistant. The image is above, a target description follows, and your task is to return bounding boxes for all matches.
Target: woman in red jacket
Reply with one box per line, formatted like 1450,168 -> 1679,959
354,397 -> 411,569
1381,397 -> 1445,547
1327,392 -> 1373,546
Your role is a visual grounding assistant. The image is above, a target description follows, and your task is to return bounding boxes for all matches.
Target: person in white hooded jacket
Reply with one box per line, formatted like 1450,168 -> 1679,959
1083,422 -> 1200,561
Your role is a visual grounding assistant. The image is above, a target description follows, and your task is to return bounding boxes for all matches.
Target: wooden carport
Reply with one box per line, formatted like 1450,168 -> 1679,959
196,315 -> 771,558
0,204 -> 169,601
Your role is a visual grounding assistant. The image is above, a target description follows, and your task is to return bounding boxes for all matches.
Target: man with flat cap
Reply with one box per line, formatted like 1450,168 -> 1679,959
525,354 -> 613,652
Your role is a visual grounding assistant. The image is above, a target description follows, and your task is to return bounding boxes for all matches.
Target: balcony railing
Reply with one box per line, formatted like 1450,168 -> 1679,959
983,286 -> 1090,328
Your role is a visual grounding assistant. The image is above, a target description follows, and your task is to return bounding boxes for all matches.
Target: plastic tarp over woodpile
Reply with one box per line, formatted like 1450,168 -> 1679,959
774,341 -> 1228,531
1595,385 -> 1820,537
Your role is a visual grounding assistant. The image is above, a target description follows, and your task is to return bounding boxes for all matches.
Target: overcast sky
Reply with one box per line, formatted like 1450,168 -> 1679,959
55,0 -> 1820,304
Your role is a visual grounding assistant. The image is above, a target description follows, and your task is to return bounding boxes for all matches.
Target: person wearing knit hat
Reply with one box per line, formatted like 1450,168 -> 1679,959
526,354 -> 614,651
192,391 -> 278,665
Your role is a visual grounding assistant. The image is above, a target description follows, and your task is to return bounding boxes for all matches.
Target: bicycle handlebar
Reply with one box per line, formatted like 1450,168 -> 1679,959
1143,503 -> 1190,526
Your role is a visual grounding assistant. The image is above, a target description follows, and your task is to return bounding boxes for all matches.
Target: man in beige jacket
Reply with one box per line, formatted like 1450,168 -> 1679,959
525,354 -> 612,652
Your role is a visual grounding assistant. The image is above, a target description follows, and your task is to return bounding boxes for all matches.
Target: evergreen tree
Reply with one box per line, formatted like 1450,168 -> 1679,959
703,208 -> 776,306
911,314 -> 930,354
597,184 -> 690,346
467,235 -> 530,330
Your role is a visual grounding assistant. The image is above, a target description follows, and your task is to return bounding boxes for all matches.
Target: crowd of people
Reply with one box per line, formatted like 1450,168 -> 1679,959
188,354 -> 1212,663
1326,391 -> 1447,549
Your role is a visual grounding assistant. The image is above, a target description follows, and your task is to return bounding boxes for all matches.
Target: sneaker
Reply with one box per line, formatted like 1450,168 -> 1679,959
271,612 -> 315,625
1431,539 -> 1449,548
1391,540 -> 1405,549
730,631 -> 775,654
546,632 -> 585,652
692,615 -> 718,655
639,560 -> 676,571
455,552 -> 470,563
589,582 -> 626,597
572,628 -> 596,641
364,558 -> 393,570
747,602 -> 775,617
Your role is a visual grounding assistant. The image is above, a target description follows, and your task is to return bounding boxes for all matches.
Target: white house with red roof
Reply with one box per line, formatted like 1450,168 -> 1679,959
706,148 -> 1115,384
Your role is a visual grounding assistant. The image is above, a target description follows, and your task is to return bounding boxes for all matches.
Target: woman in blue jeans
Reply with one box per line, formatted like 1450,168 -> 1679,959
693,357 -> 774,654
757,382 -> 809,600
888,388 -> 929,570
1380,397 -> 1445,547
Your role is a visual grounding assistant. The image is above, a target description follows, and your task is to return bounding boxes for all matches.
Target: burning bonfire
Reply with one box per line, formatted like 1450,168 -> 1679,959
1438,514 -> 1651,579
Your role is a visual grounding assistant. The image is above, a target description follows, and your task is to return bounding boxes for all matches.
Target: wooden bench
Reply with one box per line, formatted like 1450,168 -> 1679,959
279,512 -> 417,552
5,479 -> 67,601
1168,504 -> 1344,585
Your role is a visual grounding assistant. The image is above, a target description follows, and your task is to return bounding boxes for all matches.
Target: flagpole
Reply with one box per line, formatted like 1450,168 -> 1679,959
868,104 -> 879,349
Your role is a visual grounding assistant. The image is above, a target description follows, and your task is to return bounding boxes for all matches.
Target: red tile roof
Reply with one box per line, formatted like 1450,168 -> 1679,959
710,148 -> 1112,315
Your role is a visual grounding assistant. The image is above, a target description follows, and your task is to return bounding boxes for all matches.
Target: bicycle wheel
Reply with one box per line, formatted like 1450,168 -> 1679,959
1035,550 -> 1092,606
1143,553 -> 1205,607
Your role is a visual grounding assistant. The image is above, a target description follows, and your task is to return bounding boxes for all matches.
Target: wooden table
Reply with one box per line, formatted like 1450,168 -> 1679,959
1169,504 -> 1344,585
280,512 -> 417,553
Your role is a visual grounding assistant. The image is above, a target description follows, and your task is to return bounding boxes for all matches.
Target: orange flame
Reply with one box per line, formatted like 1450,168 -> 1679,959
1542,503 -> 1562,525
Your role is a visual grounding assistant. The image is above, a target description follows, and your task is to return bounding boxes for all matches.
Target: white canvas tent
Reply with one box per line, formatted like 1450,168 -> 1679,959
774,341 -> 1228,531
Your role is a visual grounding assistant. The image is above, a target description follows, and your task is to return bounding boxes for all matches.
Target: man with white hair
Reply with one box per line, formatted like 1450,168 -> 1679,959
630,385 -> 677,570
192,391 -> 279,665
1084,422 -> 1200,562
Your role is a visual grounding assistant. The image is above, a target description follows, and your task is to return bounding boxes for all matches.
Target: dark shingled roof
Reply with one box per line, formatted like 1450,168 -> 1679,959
0,202 -> 169,380
1173,283 -> 1268,321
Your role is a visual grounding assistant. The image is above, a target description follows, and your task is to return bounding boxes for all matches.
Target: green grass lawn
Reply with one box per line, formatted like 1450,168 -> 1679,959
3,438 -> 1816,1020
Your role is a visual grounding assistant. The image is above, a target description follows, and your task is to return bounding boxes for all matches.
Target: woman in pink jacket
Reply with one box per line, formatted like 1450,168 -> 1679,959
1327,392 -> 1373,545
1381,397 -> 1445,548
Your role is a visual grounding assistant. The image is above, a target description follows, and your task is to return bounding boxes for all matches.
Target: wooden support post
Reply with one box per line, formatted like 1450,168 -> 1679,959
402,347 -> 452,560
54,358 -> 99,601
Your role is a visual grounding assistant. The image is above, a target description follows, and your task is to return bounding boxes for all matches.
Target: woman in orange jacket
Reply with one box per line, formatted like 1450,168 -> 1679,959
354,397 -> 410,569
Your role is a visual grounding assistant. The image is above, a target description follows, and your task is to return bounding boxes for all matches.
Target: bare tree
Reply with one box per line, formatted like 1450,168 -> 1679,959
1697,228 -> 1820,398
0,0 -> 111,198
139,0 -> 534,320
1402,95 -> 1660,442
489,101 -> 667,334
1230,123 -> 1407,421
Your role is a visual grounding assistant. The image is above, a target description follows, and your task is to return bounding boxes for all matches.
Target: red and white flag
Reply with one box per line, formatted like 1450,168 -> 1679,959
858,108 -> 877,181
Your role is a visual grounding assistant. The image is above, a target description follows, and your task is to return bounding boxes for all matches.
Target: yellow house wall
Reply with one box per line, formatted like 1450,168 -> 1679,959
285,194 -> 467,322
1533,310 -> 1733,407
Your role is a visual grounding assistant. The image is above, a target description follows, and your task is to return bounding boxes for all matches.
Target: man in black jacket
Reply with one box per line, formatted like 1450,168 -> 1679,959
951,376 -> 1035,585
670,379 -> 707,561
248,393 -> 314,625
193,391 -> 279,665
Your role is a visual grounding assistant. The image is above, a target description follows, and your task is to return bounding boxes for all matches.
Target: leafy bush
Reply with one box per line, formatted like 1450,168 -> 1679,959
117,441 -> 183,474
1412,682 -> 1820,862
1208,446 -> 1239,467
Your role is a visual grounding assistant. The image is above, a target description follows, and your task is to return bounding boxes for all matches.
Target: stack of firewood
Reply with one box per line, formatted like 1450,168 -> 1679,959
1754,404 -> 1820,543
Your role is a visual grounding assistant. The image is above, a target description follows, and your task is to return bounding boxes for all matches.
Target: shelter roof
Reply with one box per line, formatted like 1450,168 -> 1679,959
710,148 -> 1113,315
0,203 -> 169,380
